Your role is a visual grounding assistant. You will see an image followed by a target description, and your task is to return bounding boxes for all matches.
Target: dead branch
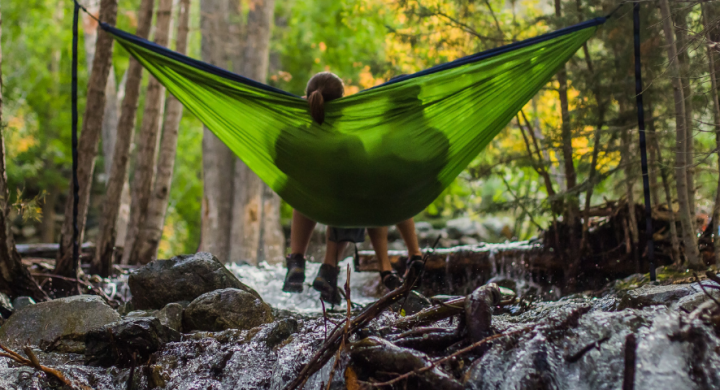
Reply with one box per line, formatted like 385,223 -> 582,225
565,336 -> 610,363
394,297 -> 465,330
361,325 -> 536,387
695,272 -> 720,307
0,343 -> 91,390
32,273 -> 116,306
325,266 -> 352,390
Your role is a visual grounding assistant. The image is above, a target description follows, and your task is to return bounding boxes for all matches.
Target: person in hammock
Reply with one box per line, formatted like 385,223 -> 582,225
280,71 -> 425,304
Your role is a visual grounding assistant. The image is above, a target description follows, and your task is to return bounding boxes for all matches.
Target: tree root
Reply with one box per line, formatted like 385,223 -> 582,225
0,343 -> 91,390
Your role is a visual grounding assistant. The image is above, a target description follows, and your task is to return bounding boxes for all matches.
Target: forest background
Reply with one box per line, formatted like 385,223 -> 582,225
2,0 -> 718,272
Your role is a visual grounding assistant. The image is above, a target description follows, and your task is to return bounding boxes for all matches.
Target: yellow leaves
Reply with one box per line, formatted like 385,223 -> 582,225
5,111 -> 38,159
318,42 -> 327,52
11,189 -> 45,223
269,70 -> 292,83
345,85 -> 360,95
357,66 -> 384,89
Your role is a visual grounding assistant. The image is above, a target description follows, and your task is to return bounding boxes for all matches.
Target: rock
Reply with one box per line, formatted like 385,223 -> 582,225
446,217 -> 487,240
390,291 -> 432,316
129,252 -> 261,310
617,284 -> 699,310
415,221 -> 434,232
125,302 -> 184,332
350,336 -> 463,390
85,317 -> 180,367
12,296 -> 35,311
0,295 -> 120,349
0,292 -> 13,318
261,318 -> 299,349
182,288 -> 274,332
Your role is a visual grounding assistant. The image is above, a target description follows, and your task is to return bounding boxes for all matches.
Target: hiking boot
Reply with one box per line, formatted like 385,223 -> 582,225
380,270 -> 402,291
282,254 -> 306,293
313,264 -> 341,305
405,255 -> 424,289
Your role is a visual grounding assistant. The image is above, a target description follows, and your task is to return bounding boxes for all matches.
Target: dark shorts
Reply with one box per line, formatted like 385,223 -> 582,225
327,227 -> 366,243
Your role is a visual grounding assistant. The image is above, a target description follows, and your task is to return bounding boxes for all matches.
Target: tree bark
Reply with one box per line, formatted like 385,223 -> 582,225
81,1 -> 119,178
659,0 -> 701,268
55,0 -> 118,278
621,127 -> 639,247
122,0 -> 175,265
200,0 -> 235,262
674,7 -> 696,223
135,0 -> 190,263
90,0 -> 154,277
0,10 -> 48,301
647,98 -> 681,265
228,0 -> 283,265
702,3 -> 720,267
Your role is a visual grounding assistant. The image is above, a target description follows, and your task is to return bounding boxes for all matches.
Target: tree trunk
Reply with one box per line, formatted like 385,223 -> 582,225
674,8 -> 696,223
122,0 -> 175,265
90,0 -> 154,277
702,3 -> 720,267
0,9 -> 48,301
81,1 -> 119,178
200,0 -> 235,262
659,0 -> 701,268
55,0 -> 118,279
229,0 -> 283,265
135,0 -> 190,263
621,127 -> 639,246
40,190 -> 57,243
647,98 -> 681,265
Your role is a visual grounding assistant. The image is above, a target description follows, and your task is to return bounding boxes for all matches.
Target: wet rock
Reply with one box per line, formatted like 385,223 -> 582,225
465,283 -> 501,342
0,292 -> 12,318
446,217 -> 487,240
0,295 -> 120,349
85,317 -> 180,367
129,252 -> 260,310
390,291 -> 432,316
350,336 -> 463,390
260,318 -> 299,349
617,284 -> 699,310
182,288 -> 274,332
125,302 -> 184,332
12,296 -> 35,311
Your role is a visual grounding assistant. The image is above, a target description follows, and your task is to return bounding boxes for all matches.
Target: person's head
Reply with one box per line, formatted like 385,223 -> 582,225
306,72 -> 344,124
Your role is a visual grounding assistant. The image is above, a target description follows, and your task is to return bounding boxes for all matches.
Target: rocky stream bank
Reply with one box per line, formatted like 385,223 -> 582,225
0,252 -> 718,390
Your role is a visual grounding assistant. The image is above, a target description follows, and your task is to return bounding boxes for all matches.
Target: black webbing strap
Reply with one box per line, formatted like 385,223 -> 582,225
71,1 -> 80,273
633,3 -> 656,281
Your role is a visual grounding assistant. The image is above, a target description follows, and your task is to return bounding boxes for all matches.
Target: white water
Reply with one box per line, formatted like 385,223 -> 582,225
227,257 -> 385,313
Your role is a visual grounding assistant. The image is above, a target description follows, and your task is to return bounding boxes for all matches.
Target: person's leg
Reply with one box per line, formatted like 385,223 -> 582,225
367,227 -> 391,272
290,209 -> 317,255
396,218 -> 422,257
313,227 -> 349,305
283,210 -> 317,293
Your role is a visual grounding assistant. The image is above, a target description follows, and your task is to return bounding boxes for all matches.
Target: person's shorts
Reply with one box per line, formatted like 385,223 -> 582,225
327,227 -> 366,243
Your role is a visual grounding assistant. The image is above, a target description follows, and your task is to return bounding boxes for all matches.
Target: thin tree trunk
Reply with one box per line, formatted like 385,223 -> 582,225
122,0 -> 175,265
659,0 -> 701,268
90,0 -> 154,277
200,0 -> 235,262
647,98 -> 681,265
554,0 -> 579,291
228,0 -> 283,265
0,10 -> 48,301
55,0 -> 118,279
648,125 -> 660,208
81,1 -> 119,177
702,3 -> 720,267
41,190 -> 57,243
674,7 -> 696,222
582,104 -> 606,248
621,127 -> 639,247
135,0 -> 190,263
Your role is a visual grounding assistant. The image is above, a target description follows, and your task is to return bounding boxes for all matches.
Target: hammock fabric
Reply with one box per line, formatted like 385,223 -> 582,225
100,18 -> 605,227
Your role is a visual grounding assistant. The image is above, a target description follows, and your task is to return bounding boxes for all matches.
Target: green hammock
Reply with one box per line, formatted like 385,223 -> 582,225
101,18 -> 605,227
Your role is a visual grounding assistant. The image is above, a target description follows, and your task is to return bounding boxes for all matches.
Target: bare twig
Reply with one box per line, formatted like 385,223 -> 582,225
32,273 -> 115,306
0,343 -> 91,390
565,336 -> 610,363
362,325 -> 536,387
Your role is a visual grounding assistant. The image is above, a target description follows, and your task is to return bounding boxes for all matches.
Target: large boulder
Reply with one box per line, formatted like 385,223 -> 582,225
183,288 -> 274,332
85,317 -> 181,367
129,252 -> 260,310
0,295 -> 120,349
